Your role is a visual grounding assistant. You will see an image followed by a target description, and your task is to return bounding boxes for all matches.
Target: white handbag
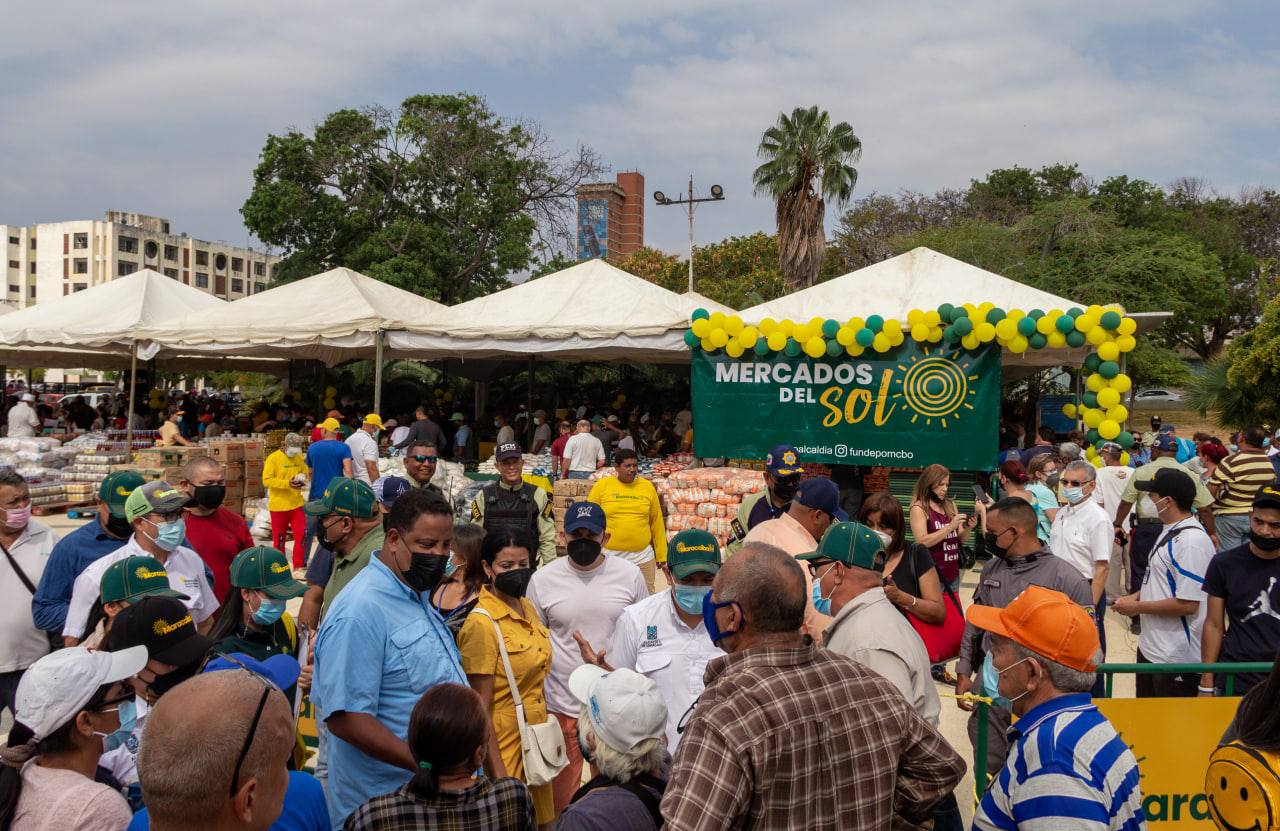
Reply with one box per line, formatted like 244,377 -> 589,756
473,608 -> 568,787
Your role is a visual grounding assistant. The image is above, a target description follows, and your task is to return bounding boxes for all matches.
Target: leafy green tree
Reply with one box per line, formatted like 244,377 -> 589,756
752,106 -> 861,290
241,94 -> 602,303
1219,290 -> 1280,423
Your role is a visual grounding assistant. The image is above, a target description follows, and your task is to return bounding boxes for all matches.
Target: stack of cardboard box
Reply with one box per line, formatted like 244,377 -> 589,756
207,440 -> 266,515
551,478 -> 594,550
128,446 -> 210,486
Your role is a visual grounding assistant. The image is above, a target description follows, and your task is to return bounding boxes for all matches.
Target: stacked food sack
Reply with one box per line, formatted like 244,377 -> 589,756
661,467 -> 765,549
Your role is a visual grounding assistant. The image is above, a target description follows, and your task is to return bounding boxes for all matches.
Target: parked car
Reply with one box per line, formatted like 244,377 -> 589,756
1134,388 -> 1183,403
60,391 -> 114,410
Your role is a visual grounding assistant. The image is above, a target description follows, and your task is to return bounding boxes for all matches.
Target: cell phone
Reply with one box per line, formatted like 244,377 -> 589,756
971,484 -> 992,505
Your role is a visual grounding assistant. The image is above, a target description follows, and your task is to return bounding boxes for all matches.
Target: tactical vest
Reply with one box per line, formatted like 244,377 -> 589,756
483,483 -> 540,547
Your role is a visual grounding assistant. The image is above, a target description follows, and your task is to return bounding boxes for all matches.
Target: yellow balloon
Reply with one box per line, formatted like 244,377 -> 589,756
1085,445 -> 1098,460
995,319 -> 1017,341
1098,419 -> 1121,440
777,319 -> 794,336
846,343 -> 865,357
883,318 -> 903,336
873,333 -> 892,352
1110,374 -> 1132,393
1075,314 -> 1096,333
793,323 -> 811,342
889,330 -> 905,346
961,333 -> 980,350
1009,335 -> 1028,353
1098,342 -> 1120,362
709,328 -> 729,348
1086,327 -> 1108,345
1036,315 -> 1055,335
928,327 -> 944,343
724,316 -> 743,337
767,332 -> 787,351
1047,331 -> 1067,348
725,340 -> 745,358
700,336 -> 715,352
804,337 -> 825,358
759,318 -> 776,336
846,316 -> 864,331
907,309 -> 923,325
1118,317 -> 1137,336
1083,408 -> 1103,429
924,311 -> 941,327
691,318 -> 710,338
1116,334 -> 1136,353
1086,373 -> 1106,393
976,322 -> 997,342
1008,309 -> 1025,321
1062,403 -> 1078,418
1120,451 -> 1131,466
836,326 -> 855,346
910,323 -> 930,341
1086,304 -> 1104,317
739,327 -> 759,348
1092,457 -> 1104,469
962,303 -> 978,318
708,312 -> 726,330
1106,404 -> 1129,423
1048,308 -> 1064,320
1097,387 -> 1121,409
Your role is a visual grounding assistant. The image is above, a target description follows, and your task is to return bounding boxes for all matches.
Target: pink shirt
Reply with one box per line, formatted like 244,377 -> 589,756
742,512 -> 833,637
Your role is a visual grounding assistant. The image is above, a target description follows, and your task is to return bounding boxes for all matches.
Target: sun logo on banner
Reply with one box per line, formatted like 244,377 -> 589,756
893,348 -> 981,427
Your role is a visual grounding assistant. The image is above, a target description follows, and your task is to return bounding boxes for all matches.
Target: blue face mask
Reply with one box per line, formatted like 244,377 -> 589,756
95,699 -> 137,753
673,584 -> 711,615
443,558 -> 459,580
701,591 -> 740,647
1062,486 -> 1085,505
251,596 -> 286,626
812,580 -> 832,616
146,518 -> 185,552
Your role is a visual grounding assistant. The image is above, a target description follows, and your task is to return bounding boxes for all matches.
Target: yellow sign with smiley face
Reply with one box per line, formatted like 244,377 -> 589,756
1206,743 -> 1280,831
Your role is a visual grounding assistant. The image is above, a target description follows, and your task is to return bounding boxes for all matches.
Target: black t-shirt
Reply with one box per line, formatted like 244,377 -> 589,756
888,542 -> 938,603
1203,543 -> 1280,665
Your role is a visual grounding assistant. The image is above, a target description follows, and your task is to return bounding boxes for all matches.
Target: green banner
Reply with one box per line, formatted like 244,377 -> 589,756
691,341 -> 1001,470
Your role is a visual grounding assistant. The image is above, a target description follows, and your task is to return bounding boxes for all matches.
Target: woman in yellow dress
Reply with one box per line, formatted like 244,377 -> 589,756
457,529 -> 554,828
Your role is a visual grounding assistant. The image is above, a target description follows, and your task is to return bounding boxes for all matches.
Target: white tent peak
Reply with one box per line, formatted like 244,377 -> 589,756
740,247 -> 1081,322
682,291 -> 735,315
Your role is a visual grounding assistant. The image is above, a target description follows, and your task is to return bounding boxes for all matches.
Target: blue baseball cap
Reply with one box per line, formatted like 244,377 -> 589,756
1158,424 -> 1175,434
1153,434 -> 1178,452
765,444 -> 803,476
378,476 -> 414,507
202,652 -> 301,691
565,501 -> 607,534
793,477 -> 848,521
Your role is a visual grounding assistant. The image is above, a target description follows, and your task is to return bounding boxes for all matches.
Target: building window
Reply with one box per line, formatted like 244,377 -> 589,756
6,236 -> 17,245
253,282 -> 266,294
117,261 -> 137,276
232,256 -> 243,272
73,233 -> 88,249
164,244 -> 177,261
253,261 -> 266,277
195,250 -> 208,266
231,278 -> 244,293
195,272 -> 209,288
73,258 -> 88,274
117,236 -> 138,254
29,286 -> 35,297
73,283 -> 87,292
6,261 -> 16,270
162,222 -> 170,234
8,285 -> 17,294
29,262 -> 35,274
29,238 -> 35,249
163,268 -> 178,279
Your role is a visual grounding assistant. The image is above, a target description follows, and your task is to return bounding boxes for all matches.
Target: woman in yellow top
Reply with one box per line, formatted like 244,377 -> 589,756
262,432 -> 311,567
457,529 -> 554,828
586,448 -> 667,592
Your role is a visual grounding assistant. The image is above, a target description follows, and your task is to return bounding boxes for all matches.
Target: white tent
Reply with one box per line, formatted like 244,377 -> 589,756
682,291 -> 735,316
390,259 -> 727,363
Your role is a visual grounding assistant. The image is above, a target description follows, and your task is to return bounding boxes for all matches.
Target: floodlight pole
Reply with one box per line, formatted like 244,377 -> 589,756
653,177 -> 725,293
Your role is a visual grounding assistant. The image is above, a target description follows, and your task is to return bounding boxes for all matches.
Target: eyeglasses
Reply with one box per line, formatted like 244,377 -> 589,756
217,654 -> 281,798
806,559 -> 834,578
1061,479 -> 1090,487
410,455 -> 438,463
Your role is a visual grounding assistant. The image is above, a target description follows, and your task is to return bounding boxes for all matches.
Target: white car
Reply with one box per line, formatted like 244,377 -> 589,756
1134,388 -> 1182,403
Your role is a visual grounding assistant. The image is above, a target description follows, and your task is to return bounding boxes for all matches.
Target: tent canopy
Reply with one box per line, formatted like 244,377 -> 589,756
390,259 -> 730,363
682,291 -> 735,316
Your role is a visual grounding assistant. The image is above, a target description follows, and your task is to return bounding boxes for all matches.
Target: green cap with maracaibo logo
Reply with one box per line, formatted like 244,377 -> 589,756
99,555 -> 189,604
668,529 -> 722,579
797,521 -> 887,572
303,477 -> 378,519
99,470 -> 146,518
229,546 -> 307,600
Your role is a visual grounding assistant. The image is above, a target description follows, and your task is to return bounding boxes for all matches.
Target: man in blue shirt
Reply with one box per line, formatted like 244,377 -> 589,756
314,487 -> 464,829
968,585 -> 1144,830
32,471 -> 143,635
302,417 -> 354,564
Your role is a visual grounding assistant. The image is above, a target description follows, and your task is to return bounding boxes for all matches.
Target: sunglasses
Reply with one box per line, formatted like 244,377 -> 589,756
216,654 -> 282,798
410,455 -> 438,463
1061,479 -> 1090,487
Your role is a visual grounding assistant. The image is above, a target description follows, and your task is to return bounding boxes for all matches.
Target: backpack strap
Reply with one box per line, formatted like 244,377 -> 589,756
618,773 -> 666,826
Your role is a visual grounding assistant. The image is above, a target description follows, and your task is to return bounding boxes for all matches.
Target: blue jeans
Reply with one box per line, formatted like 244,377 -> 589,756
1217,513 -> 1250,552
566,471 -> 592,480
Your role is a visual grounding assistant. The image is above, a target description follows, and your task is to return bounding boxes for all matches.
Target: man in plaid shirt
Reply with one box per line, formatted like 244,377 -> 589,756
661,542 -> 965,830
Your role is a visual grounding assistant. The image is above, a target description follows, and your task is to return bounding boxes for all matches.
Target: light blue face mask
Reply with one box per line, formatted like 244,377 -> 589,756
95,699 -> 137,753
443,557 -> 460,580
811,563 -> 837,616
673,583 -> 711,615
251,596 -> 286,626
146,518 -> 185,552
1061,486 -> 1085,505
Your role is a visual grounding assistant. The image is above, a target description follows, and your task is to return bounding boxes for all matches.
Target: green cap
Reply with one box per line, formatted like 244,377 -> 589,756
124,480 -> 192,523
99,555 -> 189,604
229,546 -> 307,600
303,477 -> 377,519
796,521 -> 887,572
99,471 -> 146,518
668,529 -> 722,579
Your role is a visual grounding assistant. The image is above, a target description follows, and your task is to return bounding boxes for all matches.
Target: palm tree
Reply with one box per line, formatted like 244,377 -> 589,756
753,106 -> 861,290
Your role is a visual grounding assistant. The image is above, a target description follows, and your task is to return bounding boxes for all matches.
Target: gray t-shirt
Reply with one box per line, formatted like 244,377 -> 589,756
591,429 -> 615,464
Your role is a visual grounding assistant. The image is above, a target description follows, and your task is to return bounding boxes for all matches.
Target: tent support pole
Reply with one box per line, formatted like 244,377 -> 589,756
526,355 -> 535,447
373,331 -> 385,415
126,342 -> 138,452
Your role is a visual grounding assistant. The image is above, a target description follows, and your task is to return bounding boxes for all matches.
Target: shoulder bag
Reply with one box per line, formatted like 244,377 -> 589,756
902,543 -> 965,663
472,607 -> 568,787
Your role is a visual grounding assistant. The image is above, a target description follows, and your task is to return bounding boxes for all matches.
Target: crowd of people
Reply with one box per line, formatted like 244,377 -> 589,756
4,376 -> 1280,829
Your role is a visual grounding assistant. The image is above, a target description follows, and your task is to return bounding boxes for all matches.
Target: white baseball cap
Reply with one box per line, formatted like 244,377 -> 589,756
14,646 -> 148,741
19,393 -> 33,402
569,665 -> 667,751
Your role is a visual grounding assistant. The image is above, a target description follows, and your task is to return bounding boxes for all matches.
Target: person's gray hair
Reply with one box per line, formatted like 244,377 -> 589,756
577,711 -> 664,784
181,455 -> 223,483
719,542 -> 806,633
1063,459 -> 1096,482
0,469 -> 28,490
1009,641 -> 1101,693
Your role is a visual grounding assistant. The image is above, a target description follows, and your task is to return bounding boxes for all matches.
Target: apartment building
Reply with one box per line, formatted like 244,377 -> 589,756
1,212 -> 279,307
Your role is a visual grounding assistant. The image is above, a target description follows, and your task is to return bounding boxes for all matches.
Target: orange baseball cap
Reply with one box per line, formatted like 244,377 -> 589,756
965,585 -> 1100,672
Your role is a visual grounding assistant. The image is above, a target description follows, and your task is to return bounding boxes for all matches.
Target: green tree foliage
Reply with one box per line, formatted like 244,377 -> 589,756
753,106 -> 861,290
1187,358 -> 1267,429
241,94 -> 603,303
1219,290 -> 1280,423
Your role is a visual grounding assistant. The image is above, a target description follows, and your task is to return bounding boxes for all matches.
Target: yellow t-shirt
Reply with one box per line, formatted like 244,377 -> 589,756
262,449 -> 310,512
587,475 -> 668,561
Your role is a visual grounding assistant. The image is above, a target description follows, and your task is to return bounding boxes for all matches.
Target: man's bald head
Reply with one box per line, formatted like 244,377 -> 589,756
139,671 -> 292,830
182,456 -> 224,484
715,542 -> 806,634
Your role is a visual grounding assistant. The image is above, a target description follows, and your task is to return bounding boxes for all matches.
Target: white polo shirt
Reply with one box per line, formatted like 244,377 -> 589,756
345,429 -> 379,483
63,536 -> 219,640
606,589 -> 724,750
0,520 -> 58,673
1048,498 -> 1113,584
1139,518 -> 1214,664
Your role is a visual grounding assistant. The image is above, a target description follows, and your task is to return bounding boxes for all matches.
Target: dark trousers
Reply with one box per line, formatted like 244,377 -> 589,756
1128,521 -> 1162,594
0,669 -> 24,719
1135,648 -> 1198,697
1091,592 -> 1108,697
930,792 -> 964,831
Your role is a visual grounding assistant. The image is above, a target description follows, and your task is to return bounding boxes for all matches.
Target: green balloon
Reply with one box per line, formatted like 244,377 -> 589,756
1118,431 -> 1135,450
753,339 -> 771,356
1028,333 -> 1048,349
784,338 -> 802,357
1100,310 -> 1122,330
691,307 -> 710,321
683,329 -> 699,348
1083,353 -> 1101,371
1016,317 -> 1037,337
986,308 -> 1006,324
1098,360 -> 1120,379
1028,308 -> 1045,319
954,317 -> 974,336
1067,307 -> 1084,318
866,314 -> 884,332
1054,314 -> 1075,334
822,319 -> 840,338
951,305 -> 969,319
1085,428 -> 1101,445
1083,391 -> 1099,408
943,325 -> 957,341
1066,331 -> 1086,348
825,338 -> 843,357
855,328 -> 875,347
938,303 -> 955,323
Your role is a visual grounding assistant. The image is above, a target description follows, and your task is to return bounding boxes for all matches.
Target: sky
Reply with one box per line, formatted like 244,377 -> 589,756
2,1 -> 1277,260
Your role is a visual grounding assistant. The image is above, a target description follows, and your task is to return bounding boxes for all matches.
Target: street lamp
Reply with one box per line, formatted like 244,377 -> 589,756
653,176 -> 725,292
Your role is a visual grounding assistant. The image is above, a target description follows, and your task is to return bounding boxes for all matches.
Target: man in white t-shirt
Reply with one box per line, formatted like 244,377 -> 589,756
7,394 -> 40,438
561,419 -> 604,480
1093,442 -> 1133,599
345,413 -> 382,484
62,481 -> 218,643
526,500 -> 647,814
1112,468 -> 1215,698
1049,460 -> 1113,670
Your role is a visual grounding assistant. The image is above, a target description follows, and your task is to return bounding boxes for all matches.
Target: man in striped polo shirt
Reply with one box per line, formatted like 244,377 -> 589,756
1210,425 -> 1276,551
968,585 -> 1145,830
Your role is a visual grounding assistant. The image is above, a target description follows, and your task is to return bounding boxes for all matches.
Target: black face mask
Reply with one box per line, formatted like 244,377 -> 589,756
401,551 -> 448,593
191,485 -> 226,510
1045,472 -> 1061,489
147,659 -> 201,699
984,530 -> 1012,559
772,476 -> 800,503
105,514 -> 133,539
494,568 -> 532,599
566,538 -> 602,567
1251,531 -> 1280,552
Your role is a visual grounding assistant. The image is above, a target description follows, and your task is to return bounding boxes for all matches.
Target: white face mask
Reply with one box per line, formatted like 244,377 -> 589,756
874,530 -> 893,549
285,447 -> 301,458
995,656 -> 1034,706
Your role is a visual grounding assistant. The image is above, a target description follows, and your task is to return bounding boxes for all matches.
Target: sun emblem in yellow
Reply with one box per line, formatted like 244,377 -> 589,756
892,348 -> 980,428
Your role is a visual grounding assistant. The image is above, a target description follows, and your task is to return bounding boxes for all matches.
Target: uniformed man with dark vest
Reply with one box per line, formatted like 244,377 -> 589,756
471,442 -> 557,565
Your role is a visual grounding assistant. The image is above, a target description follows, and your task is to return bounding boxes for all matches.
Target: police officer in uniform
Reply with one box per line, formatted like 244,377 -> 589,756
471,442 -> 557,566
727,444 -> 803,555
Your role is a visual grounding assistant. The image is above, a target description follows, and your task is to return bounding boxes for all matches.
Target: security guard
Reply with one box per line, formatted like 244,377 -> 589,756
728,444 -> 803,554
471,442 -> 557,565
